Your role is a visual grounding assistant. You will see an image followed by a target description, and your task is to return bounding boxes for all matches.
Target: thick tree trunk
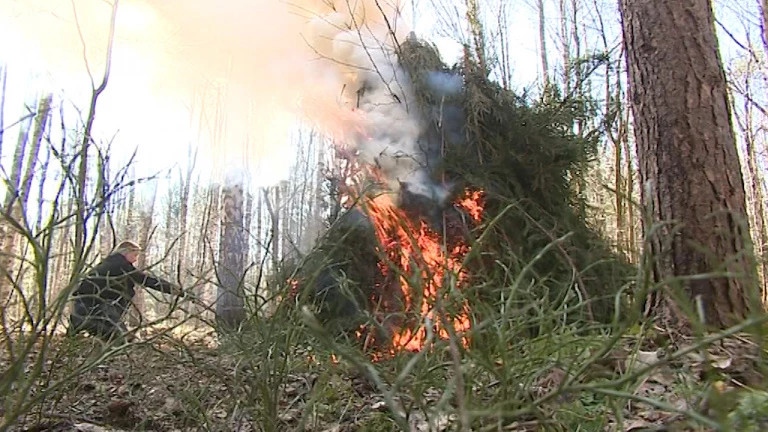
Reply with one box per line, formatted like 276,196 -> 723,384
620,0 -> 758,328
216,178 -> 246,329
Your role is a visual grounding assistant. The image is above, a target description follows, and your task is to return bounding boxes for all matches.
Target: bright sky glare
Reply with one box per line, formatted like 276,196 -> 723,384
0,0 -> 751,199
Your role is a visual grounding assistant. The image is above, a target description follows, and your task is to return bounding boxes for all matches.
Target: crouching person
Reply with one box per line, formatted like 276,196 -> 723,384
68,240 -> 184,343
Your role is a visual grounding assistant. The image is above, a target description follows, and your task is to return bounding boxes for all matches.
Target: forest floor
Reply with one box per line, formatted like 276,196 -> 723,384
1,324 -> 767,432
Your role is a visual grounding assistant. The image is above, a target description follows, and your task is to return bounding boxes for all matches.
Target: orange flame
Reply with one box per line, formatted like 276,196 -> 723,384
362,189 -> 485,354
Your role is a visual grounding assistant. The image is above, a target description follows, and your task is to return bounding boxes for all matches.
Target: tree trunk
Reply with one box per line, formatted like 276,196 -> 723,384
304,135 -> 327,252
20,95 -> 52,210
731,67 -> 768,303
745,119 -> 768,300
619,0 -> 758,329
624,129 -> 638,263
0,64 -> 7,154
0,95 -> 52,319
216,178 -> 246,329
280,181 -> 293,260
129,184 -> 158,327
73,0 -> 120,276
124,170 -> 137,240
255,189 -> 263,270
760,0 -> 768,59
202,185 -> 221,311
35,128 -> 52,234
177,165 -> 194,289
264,186 -> 281,270
0,106 -> 32,316
244,190 -> 253,267
154,189 -> 177,317
537,0 -> 549,87
97,152 -> 113,258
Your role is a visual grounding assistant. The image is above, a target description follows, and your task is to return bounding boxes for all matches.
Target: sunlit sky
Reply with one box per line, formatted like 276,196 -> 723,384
0,0 -> 751,200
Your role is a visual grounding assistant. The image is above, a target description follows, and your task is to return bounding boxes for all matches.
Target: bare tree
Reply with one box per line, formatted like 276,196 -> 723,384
72,0 -> 120,276
0,94 -> 52,315
538,0 -> 550,87
177,148 -> 197,289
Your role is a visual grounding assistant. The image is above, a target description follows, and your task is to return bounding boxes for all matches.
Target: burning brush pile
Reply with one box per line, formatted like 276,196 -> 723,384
284,8 -> 634,359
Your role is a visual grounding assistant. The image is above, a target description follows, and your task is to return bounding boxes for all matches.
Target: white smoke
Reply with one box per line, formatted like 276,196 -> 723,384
302,6 -> 449,204
0,0 -> 448,202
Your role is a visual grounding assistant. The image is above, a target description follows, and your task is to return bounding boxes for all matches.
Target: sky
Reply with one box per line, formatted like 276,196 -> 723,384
0,0 -> 752,202
0,1 -> 540,191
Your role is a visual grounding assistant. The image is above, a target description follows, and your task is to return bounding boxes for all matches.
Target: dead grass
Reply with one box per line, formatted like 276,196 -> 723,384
2,321 -> 767,432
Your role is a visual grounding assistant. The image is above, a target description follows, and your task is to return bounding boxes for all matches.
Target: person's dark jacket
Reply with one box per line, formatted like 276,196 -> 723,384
71,253 -> 177,320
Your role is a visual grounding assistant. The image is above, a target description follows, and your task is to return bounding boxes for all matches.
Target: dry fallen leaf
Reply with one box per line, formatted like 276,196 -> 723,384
624,350 -> 659,373
370,400 -> 387,411
73,423 -> 130,432
621,418 -> 657,431
712,356 -> 732,370
106,399 -> 133,418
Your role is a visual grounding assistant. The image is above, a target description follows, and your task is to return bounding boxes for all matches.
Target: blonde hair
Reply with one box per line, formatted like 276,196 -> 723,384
113,240 -> 142,255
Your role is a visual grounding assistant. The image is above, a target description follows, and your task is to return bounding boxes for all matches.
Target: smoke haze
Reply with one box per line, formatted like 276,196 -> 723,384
0,0 -> 448,199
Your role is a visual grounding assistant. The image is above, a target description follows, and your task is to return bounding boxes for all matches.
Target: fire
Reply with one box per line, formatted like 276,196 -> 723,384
361,188 -> 485,354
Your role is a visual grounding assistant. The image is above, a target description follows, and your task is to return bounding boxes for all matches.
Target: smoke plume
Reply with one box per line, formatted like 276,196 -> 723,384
0,0 -> 450,201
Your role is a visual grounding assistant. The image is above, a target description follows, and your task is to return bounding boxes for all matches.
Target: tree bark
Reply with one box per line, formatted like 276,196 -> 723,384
280,180 -> 293,260
0,64 -> 7,155
216,180 -> 246,329
619,0 -> 758,329
129,184 -> 158,327
537,0 -> 549,87
264,186 -> 281,270
244,190 -> 253,267
255,189 -> 263,269
177,155 -> 195,289
124,170 -> 137,240
0,95 -> 52,317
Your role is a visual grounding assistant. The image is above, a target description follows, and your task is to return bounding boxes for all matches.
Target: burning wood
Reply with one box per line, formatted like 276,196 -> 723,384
352,185 -> 485,357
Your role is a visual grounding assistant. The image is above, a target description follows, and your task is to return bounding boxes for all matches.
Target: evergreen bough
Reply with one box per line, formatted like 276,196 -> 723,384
287,36 -> 635,340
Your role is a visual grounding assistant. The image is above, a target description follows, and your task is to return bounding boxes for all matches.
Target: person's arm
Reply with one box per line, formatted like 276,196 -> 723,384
121,261 -> 180,295
133,271 -> 178,295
